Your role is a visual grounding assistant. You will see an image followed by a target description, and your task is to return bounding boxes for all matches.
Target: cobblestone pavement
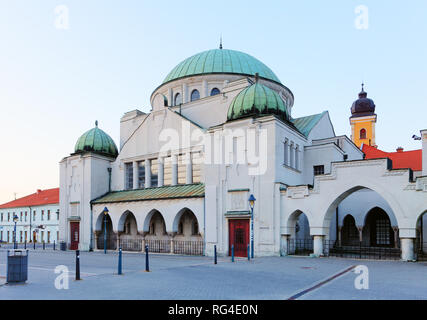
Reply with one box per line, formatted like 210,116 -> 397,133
0,249 -> 426,300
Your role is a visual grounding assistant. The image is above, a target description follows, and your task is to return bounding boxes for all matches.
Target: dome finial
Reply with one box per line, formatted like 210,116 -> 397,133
359,82 -> 367,98
95,120 -> 98,127
219,35 -> 223,49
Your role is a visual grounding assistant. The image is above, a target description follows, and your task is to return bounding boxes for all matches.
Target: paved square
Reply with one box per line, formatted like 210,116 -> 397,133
0,249 -> 426,300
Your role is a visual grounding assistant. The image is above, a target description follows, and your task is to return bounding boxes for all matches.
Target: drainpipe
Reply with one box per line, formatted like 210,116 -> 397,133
203,196 -> 206,256
29,206 -> 32,242
89,203 -> 93,252
108,168 -> 112,193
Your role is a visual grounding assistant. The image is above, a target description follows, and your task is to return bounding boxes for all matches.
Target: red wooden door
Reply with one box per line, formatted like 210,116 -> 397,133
70,222 -> 79,250
229,219 -> 249,257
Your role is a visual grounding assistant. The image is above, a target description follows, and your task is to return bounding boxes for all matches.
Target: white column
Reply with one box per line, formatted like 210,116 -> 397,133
171,154 -> 178,186
313,235 -> 324,257
280,235 -> 289,256
202,80 -> 208,98
401,238 -> 415,261
295,144 -> 299,170
182,83 -> 188,104
145,159 -> 151,188
284,139 -> 289,166
186,152 -> 193,184
133,161 -> 139,190
168,88 -> 173,107
158,157 -> 164,187
289,142 -> 295,168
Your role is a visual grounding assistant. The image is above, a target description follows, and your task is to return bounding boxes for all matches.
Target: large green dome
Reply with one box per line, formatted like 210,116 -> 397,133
163,49 -> 281,84
227,82 -> 289,122
74,121 -> 118,158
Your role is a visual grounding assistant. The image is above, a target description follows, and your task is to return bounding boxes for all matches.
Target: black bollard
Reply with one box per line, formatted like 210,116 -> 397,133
118,247 -> 123,275
75,250 -> 81,280
231,245 -> 234,262
214,245 -> 217,264
43,241 -> 45,250
24,240 -> 26,250
53,241 -> 55,251
33,241 -> 36,250
145,245 -> 149,272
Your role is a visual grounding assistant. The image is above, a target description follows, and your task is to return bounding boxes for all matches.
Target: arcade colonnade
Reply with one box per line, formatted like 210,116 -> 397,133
92,198 -> 204,255
280,159 -> 427,261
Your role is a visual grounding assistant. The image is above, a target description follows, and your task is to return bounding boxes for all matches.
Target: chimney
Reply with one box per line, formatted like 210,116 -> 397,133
421,129 -> 427,175
396,147 -> 404,153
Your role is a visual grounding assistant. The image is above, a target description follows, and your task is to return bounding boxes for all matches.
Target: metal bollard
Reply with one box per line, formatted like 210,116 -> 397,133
247,245 -> 250,261
118,247 -> 123,275
43,241 -> 45,250
75,250 -> 81,280
231,245 -> 234,262
24,240 -> 26,250
214,245 -> 217,264
53,241 -> 55,251
33,241 -> 36,250
145,245 -> 149,272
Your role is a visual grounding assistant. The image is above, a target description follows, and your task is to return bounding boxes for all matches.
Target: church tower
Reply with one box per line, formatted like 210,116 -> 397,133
350,84 -> 377,148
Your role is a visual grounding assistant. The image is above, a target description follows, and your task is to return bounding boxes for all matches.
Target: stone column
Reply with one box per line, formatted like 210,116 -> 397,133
202,80 -> 208,98
338,227 -> 342,246
357,226 -> 363,243
171,154 -> 178,186
280,235 -> 289,256
182,83 -> 188,104
158,157 -> 164,187
295,144 -> 299,170
401,238 -> 415,261
145,159 -> 151,188
289,142 -> 295,168
168,88 -> 173,107
186,152 -> 193,185
284,139 -> 289,166
313,235 -> 324,257
393,227 -> 399,249
133,161 -> 139,190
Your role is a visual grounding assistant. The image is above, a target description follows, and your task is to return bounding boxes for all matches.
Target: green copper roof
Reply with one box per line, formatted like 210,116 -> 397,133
291,112 -> 326,137
227,82 -> 289,122
91,184 -> 205,204
163,49 -> 281,84
74,121 -> 118,158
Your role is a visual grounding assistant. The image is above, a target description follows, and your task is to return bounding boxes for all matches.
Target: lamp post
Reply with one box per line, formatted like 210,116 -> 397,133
13,215 -> 18,249
248,194 -> 256,259
103,207 -> 109,254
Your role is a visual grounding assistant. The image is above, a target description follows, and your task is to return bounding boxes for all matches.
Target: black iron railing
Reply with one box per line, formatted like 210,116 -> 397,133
415,241 -> 427,261
145,239 -> 170,253
173,240 -> 203,256
119,238 -> 143,252
96,234 -> 117,250
287,239 -> 313,256
323,240 -> 401,260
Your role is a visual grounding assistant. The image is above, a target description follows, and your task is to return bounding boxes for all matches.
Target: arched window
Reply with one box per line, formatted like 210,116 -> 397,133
174,93 -> 182,106
191,89 -> 200,102
210,88 -> 220,96
360,128 -> 367,140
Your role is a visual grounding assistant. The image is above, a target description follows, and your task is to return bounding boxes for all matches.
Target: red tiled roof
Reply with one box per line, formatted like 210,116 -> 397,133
0,188 -> 59,209
362,144 -> 422,171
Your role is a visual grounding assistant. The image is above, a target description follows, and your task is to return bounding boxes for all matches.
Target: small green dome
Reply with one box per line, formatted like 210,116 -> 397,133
163,49 -> 281,84
74,121 -> 118,158
227,82 -> 289,122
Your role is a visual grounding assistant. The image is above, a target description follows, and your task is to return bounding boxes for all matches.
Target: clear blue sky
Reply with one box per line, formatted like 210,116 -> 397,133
0,0 -> 426,203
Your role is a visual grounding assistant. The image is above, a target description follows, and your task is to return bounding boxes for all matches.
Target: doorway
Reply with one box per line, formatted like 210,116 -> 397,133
70,222 -> 80,250
229,219 -> 249,257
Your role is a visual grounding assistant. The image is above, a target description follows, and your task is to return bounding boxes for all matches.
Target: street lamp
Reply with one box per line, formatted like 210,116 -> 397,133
13,215 -> 18,249
102,207 -> 109,254
248,194 -> 256,259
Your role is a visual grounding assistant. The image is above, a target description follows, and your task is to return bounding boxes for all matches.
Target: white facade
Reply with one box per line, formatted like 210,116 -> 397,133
0,203 -> 59,244
59,48 -> 427,260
